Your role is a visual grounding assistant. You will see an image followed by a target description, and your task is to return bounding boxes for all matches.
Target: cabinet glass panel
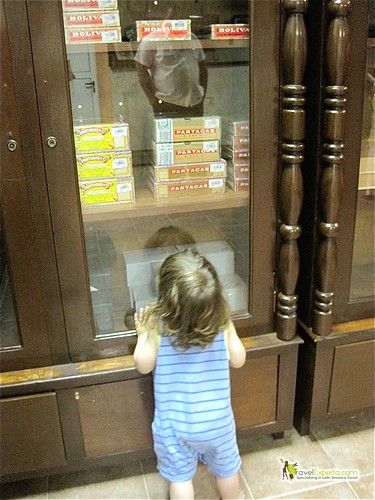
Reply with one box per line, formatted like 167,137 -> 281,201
64,0 -> 250,337
350,13 -> 375,301
0,224 -> 20,350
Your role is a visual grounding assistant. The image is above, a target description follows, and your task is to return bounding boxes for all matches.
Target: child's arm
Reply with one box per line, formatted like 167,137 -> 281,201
226,320 -> 246,368
133,307 -> 159,374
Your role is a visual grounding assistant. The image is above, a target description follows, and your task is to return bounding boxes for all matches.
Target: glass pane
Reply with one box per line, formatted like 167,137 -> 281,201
350,9 -> 375,300
0,224 -> 20,349
64,0 -> 250,337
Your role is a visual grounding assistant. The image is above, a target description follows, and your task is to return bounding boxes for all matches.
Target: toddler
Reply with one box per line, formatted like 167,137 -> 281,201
134,249 -> 246,499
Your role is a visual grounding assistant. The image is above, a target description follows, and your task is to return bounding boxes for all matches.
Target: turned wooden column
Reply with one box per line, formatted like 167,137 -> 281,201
312,0 -> 351,336
277,0 -> 307,341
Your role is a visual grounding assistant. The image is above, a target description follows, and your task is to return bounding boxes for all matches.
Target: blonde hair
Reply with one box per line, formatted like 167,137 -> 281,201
145,249 -> 229,348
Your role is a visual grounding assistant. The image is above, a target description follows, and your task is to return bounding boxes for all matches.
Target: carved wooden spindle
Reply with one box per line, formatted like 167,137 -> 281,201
276,0 -> 307,341
313,0 -> 351,336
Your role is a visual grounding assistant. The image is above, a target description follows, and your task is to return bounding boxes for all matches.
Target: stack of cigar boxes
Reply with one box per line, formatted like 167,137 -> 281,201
148,116 -> 227,199
62,0 -> 122,44
73,122 -> 135,206
223,119 -> 250,192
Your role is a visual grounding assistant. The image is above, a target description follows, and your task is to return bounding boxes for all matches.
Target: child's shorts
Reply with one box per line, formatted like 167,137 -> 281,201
153,424 -> 242,483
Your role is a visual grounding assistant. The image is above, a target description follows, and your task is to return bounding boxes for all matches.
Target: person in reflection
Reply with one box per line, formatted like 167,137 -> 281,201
133,249 -> 246,500
124,226 -> 195,330
143,224 -> 196,249
134,6 -> 207,117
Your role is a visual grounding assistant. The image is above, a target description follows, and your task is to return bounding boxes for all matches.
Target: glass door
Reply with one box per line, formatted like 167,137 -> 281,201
24,0 -> 279,361
349,9 -> 375,302
64,0 -> 251,340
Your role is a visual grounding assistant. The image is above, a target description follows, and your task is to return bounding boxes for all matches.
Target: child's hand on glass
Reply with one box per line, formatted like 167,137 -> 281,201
134,306 -> 148,336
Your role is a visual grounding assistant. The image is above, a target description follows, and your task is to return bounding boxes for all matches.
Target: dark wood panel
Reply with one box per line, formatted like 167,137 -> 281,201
0,0 -> 54,370
328,339 -> 375,414
77,379 -> 154,457
231,355 -> 278,429
0,393 -> 66,475
3,0 -> 69,366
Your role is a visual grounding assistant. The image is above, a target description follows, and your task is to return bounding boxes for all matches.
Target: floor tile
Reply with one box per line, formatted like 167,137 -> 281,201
273,481 -> 357,499
141,458 -> 169,499
311,411 -> 375,476
239,429 -> 339,498
48,463 -> 147,499
348,473 -> 375,500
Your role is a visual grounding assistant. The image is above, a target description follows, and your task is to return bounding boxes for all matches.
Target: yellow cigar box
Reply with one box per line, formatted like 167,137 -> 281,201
79,178 -> 135,205
73,123 -> 130,152
76,151 -> 132,179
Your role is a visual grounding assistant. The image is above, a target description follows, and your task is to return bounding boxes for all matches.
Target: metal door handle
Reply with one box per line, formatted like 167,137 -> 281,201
85,81 -> 96,93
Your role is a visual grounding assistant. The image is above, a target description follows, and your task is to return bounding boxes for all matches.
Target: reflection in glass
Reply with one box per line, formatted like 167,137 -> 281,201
350,9 -> 375,300
0,225 -> 20,349
64,1 -> 250,337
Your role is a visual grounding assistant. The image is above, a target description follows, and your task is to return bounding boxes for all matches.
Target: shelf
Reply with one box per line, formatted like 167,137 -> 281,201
66,38 -> 249,54
82,187 -> 248,221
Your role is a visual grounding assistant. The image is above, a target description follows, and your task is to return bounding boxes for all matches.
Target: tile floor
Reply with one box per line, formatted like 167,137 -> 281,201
1,410 -> 373,500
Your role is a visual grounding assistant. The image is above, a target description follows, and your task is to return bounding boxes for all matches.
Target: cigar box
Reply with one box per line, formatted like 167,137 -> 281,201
63,10 -> 120,28
152,116 -> 221,143
76,151 -> 132,179
153,140 -> 221,165
150,159 -> 226,182
178,240 -> 235,277
73,123 -> 130,152
62,0 -> 118,11
123,246 -> 177,287
226,161 -> 249,179
211,24 -> 249,40
79,178 -> 135,205
223,135 -> 250,150
223,146 -> 250,165
226,175 -> 249,192
224,119 -> 249,137
221,273 -> 248,312
136,19 -> 191,41
65,26 -> 121,43
149,177 -> 226,200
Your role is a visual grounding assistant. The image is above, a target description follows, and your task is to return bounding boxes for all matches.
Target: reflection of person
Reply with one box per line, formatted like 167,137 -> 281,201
134,24 -> 207,116
144,225 -> 195,249
124,226 -> 195,329
134,249 -> 246,500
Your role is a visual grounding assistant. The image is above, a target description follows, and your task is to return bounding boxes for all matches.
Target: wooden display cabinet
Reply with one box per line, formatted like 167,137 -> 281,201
0,0 -> 333,482
294,0 -> 375,435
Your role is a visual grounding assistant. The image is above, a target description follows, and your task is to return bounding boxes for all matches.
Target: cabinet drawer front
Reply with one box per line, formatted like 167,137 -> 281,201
77,378 -> 154,457
329,340 -> 375,414
0,392 -> 66,476
232,356 -> 278,429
